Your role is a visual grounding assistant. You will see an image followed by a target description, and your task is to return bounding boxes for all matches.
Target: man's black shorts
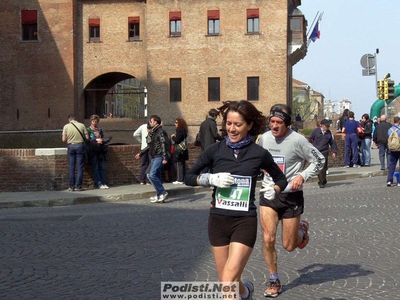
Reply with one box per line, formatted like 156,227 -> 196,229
259,191 -> 304,220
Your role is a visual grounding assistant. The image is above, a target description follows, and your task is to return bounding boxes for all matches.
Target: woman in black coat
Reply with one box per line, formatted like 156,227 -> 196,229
171,118 -> 189,184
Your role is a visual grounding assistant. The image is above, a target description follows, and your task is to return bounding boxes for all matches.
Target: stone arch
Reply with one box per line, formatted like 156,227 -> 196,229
82,72 -> 146,119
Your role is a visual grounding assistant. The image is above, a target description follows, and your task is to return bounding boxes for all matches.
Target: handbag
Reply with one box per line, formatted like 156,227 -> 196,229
194,132 -> 201,147
175,138 -> 187,156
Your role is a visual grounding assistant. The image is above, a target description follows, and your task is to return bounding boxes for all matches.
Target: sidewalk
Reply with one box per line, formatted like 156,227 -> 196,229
0,148 -> 388,209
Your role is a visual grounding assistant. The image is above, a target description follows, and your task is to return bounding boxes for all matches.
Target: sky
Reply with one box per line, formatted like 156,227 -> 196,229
293,0 -> 400,119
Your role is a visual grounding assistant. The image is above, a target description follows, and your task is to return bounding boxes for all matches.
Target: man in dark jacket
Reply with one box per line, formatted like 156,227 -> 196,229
373,114 -> 392,170
135,115 -> 170,203
199,109 -> 222,151
309,119 -> 337,188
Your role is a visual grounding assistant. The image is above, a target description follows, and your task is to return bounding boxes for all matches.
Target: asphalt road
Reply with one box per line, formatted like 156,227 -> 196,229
0,176 -> 399,300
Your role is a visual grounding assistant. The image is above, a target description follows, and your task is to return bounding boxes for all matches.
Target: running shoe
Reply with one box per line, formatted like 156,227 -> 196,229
264,279 -> 282,298
157,192 -> 168,203
387,182 -> 392,187
298,220 -> 309,249
243,281 -> 254,300
150,195 -> 159,203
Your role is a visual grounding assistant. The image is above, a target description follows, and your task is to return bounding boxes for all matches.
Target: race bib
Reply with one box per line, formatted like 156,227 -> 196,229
215,175 -> 251,211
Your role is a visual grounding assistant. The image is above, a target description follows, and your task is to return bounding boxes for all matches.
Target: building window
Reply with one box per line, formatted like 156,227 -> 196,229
247,9 -> 259,33
207,10 -> 220,35
21,10 -> 38,41
170,12 -> 181,37
170,78 -> 182,102
89,18 -> 100,42
247,77 -> 259,101
208,78 -> 220,101
128,17 -> 140,41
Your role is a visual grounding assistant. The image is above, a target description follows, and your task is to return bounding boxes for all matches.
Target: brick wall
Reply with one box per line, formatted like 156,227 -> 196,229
0,144 -> 203,192
0,136 -> 346,192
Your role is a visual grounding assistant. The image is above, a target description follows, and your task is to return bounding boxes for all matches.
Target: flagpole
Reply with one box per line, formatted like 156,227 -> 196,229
306,11 -> 320,38
307,12 -> 323,47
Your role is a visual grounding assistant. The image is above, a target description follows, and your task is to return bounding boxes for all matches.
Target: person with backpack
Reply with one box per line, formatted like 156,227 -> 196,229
386,116 -> 400,187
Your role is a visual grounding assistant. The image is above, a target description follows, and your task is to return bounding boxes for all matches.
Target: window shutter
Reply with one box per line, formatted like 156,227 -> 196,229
247,9 -> 259,18
169,11 -> 181,21
89,18 -> 100,26
207,10 -> 219,20
128,17 -> 140,24
21,10 -> 37,25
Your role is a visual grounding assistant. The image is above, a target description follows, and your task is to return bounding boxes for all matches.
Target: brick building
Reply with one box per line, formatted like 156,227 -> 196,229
0,0 -> 307,137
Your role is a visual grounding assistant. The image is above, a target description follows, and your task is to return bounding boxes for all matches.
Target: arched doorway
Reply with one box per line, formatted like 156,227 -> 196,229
83,72 -> 146,119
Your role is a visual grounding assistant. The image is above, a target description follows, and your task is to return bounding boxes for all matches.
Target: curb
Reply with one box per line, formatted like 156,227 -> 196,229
0,170 -> 387,209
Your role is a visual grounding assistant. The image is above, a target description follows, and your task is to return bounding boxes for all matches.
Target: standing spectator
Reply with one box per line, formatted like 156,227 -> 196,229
386,116 -> 400,187
360,113 -> 373,166
171,118 -> 189,184
87,115 -> 109,189
371,117 -> 380,149
258,104 -> 324,298
135,115 -> 170,203
373,114 -> 392,170
295,113 -> 302,122
62,114 -> 89,192
185,100 -> 287,300
338,109 -> 349,133
199,108 -> 222,151
309,119 -> 337,188
133,121 -> 151,185
343,111 -> 361,168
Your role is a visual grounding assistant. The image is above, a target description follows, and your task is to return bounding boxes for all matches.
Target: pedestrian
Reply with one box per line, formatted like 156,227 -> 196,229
373,114 -> 392,170
87,115 -> 109,189
171,118 -> 189,184
295,113 -> 301,122
199,108 -> 222,151
359,113 -> 373,166
257,103 -> 325,298
135,115 -> 170,203
386,116 -> 400,187
309,119 -> 337,188
133,121 -> 151,185
185,100 -> 287,300
62,114 -> 89,192
343,111 -> 361,168
338,109 -> 349,133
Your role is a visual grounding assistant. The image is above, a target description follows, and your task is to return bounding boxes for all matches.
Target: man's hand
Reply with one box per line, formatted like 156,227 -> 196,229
260,182 -> 276,200
289,174 -> 304,191
208,173 -> 234,188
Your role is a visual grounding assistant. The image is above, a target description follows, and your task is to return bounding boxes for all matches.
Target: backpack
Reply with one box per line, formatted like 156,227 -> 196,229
388,127 -> 400,152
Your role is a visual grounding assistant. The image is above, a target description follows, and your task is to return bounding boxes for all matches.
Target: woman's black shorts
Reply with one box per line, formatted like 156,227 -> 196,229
208,213 -> 257,248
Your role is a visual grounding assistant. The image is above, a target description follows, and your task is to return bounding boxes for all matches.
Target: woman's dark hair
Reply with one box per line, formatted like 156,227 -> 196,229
175,118 -> 188,131
362,113 -> 369,120
342,109 -> 349,117
217,100 -> 267,136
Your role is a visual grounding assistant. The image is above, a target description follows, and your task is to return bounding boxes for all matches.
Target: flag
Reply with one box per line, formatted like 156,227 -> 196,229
309,20 -> 320,42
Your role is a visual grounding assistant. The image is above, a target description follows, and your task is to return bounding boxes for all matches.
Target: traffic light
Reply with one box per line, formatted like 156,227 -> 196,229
377,80 -> 384,99
383,79 -> 389,100
388,80 -> 395,99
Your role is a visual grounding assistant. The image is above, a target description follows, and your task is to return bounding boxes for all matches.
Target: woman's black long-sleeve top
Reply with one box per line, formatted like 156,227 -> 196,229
184,140 -> 287,217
